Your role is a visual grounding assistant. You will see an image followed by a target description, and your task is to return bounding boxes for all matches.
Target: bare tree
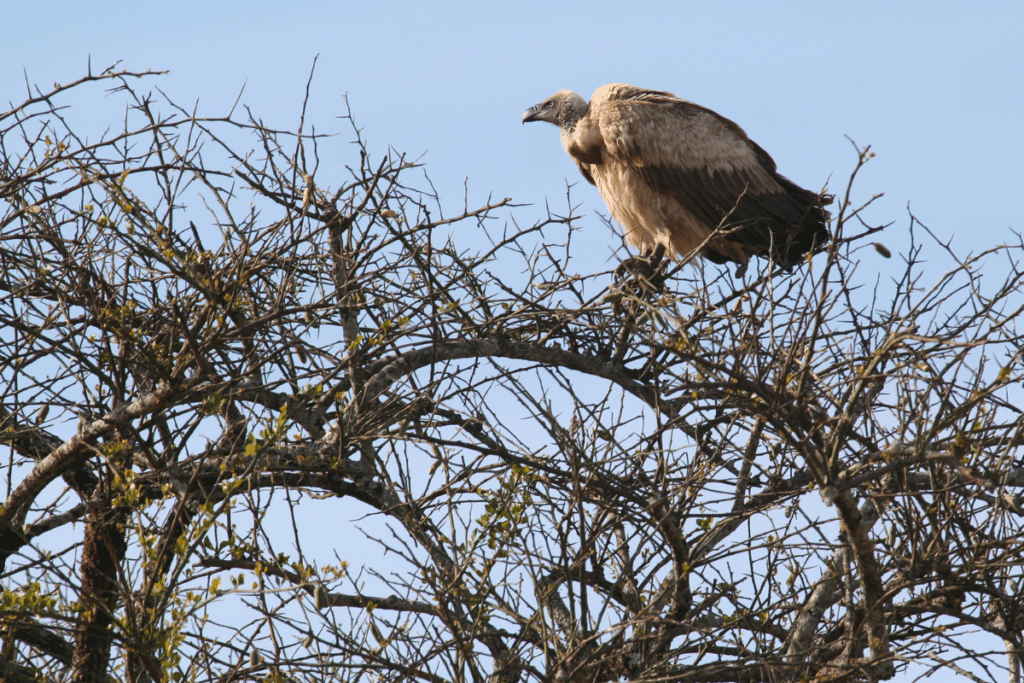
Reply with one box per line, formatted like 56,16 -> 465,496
2,63 -> 1023,683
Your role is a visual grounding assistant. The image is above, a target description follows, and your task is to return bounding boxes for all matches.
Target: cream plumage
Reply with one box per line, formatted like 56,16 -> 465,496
523,83 -> 831,267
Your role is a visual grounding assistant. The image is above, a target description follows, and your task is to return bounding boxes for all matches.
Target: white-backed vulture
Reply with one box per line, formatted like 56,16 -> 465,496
522,83 -> 831,267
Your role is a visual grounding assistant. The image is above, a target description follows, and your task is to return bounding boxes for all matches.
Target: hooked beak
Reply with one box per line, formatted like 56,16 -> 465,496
521,103 -> 543,124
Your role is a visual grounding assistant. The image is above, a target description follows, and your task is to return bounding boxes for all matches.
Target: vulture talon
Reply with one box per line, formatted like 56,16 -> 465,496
612,247 -> 668,312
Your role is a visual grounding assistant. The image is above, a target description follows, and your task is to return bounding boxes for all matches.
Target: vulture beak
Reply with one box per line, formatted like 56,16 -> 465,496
522,104 -> 543,124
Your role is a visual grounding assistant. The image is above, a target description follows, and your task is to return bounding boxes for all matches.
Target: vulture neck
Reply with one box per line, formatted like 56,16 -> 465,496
559,125 -> 577,155
560,112 -> 601,165
555,93 -> 588,155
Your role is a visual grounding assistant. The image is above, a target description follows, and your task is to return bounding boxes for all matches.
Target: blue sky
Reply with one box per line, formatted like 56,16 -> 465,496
3,3 -> 1023,678
3,1 -> 1022,262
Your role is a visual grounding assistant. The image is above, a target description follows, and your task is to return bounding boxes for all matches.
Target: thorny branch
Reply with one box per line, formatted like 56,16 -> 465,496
1,65 -> 1023,683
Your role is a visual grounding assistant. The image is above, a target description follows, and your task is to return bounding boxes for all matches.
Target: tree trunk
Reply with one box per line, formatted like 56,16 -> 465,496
71,505 -> 128,683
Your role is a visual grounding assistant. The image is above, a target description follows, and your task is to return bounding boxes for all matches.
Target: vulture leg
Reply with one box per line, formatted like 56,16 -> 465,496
645,244 -> 666,272
614,244 -> 668,307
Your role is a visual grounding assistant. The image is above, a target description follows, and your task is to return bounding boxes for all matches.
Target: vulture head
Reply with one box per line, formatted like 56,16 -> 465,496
522,90 -> 588,133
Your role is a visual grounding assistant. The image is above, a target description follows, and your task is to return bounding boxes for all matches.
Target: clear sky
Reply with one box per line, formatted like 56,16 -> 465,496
2,0 -> 1022,262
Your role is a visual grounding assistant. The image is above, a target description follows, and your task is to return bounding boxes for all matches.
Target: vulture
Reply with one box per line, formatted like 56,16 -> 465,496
522,83 -> 831,267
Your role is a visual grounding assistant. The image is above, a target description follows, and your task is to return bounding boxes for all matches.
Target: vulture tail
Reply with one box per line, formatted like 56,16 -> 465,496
774,177 -> 832,267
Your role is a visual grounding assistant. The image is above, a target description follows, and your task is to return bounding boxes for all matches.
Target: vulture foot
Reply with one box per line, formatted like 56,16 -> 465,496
613,245 -> 667,305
